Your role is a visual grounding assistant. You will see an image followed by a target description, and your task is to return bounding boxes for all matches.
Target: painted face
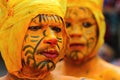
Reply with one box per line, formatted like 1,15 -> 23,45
65,7 -> 98,64
22,14 -> 65,72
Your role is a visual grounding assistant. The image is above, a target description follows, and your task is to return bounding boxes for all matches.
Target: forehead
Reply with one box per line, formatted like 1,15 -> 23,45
30,14 -> 63,25
65,7 -> 93,20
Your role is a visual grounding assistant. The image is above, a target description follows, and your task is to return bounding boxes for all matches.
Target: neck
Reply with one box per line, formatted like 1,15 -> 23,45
63,55 -> 99,75
5,65 -> 52,80
4,73 -> 52,80
65,55 -> 98,66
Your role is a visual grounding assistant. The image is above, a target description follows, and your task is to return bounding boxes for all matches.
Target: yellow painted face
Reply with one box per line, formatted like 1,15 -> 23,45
22,14 -> 64,72
65,7 -> 98,64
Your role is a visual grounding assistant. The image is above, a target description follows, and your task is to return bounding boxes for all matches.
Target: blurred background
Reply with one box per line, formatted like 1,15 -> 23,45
0,0 -> 120,76
98,0 -> 120,65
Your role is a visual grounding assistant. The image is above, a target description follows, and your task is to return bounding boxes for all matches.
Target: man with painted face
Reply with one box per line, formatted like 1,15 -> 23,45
53,0 -> 120,80
0,0 -> 88,80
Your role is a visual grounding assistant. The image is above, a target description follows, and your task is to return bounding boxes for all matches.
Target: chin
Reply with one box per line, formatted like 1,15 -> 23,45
35,59 -> 56,72
65,54 -> 85,64
71,58 -> 83,64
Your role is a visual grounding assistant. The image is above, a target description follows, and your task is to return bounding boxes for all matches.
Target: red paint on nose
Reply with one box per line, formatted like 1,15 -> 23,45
43,39 -> 57,46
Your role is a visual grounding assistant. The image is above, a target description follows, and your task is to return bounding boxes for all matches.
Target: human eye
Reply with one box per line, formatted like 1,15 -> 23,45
28,26 -> 43,31
65,22 -> 71,28
51,26 -> 61,33
82,22 -> 92,28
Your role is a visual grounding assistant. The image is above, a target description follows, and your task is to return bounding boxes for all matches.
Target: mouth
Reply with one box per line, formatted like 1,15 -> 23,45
70,43 -> 85,48
38,49 -> 59,58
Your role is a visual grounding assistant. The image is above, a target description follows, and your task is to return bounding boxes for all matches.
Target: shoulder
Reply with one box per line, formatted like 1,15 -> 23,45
99,59 -> 120,79
53,75 -> 95,80
0,75 -> 7,80
100,58 -> 120,72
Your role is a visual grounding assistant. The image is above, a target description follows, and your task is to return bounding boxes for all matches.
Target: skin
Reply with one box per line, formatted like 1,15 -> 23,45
53,6 -> 120,80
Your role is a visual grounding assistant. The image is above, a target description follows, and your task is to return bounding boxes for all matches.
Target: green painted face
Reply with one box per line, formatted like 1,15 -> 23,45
65,7 -> 98,64
22,14 -> 65,72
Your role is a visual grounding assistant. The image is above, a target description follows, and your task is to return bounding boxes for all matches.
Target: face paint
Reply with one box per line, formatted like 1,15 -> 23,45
65,7 -> 98,64
22,14 -> 64,72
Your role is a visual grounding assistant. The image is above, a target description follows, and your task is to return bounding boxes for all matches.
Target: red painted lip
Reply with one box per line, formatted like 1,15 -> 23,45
70,43 -> 85,47
42,50 -> 59,58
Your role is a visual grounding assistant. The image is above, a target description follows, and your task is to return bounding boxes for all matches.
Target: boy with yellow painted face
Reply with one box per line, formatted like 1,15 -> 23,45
53,0 -> 120,80
0,0 -> 88,80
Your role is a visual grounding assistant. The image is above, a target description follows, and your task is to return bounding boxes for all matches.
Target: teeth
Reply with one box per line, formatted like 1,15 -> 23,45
46,48 -> 54,52
44,49 -> 48,52
39,48 -> 56,53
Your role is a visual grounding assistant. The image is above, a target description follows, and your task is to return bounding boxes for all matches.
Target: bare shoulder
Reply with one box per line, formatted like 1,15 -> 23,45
52,74 -> 96,80
0,75 -> 7,80
57,76 -> 96,80
100,58 -> 120,72
62,76 -> 96,80
99,59 -> 120,79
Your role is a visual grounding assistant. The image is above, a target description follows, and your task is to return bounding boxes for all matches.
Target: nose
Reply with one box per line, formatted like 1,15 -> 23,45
43,38 -> 57,46
43,28 -> 58,46
70,25 -> 82,38
70,34 -> 82,37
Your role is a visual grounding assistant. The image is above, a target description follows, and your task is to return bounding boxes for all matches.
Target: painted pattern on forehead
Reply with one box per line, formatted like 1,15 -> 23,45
79,7 -> 95,19
66,7 -> 95,22
31,14 -> 64,26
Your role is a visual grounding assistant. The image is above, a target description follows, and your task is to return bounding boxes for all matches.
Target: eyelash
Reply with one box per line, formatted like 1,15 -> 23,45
28,26 -> 43,31
66,22 -> 71,28
51,26 -> 61,33
82,22 -> 92,28
65,22 -> 93,28
29,25 -> 61,33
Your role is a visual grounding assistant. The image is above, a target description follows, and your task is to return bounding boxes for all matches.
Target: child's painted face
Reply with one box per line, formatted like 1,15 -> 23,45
22,14 -> 65,72
65,7 -> 98,64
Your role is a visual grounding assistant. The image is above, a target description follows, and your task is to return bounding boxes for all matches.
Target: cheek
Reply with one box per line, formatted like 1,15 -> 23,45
66,28 -> 72,34
23,35 -> 43,49
84,29 -> 97,45
57,36 -> 64,48
25,30 -> 44,41
84,29 -> 96,38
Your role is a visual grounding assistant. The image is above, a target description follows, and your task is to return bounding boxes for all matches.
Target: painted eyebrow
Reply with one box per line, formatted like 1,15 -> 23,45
79,7 -> 95,19
31,14 -> 64,24
79,7 -> 86,12
31,36 -> 40,38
